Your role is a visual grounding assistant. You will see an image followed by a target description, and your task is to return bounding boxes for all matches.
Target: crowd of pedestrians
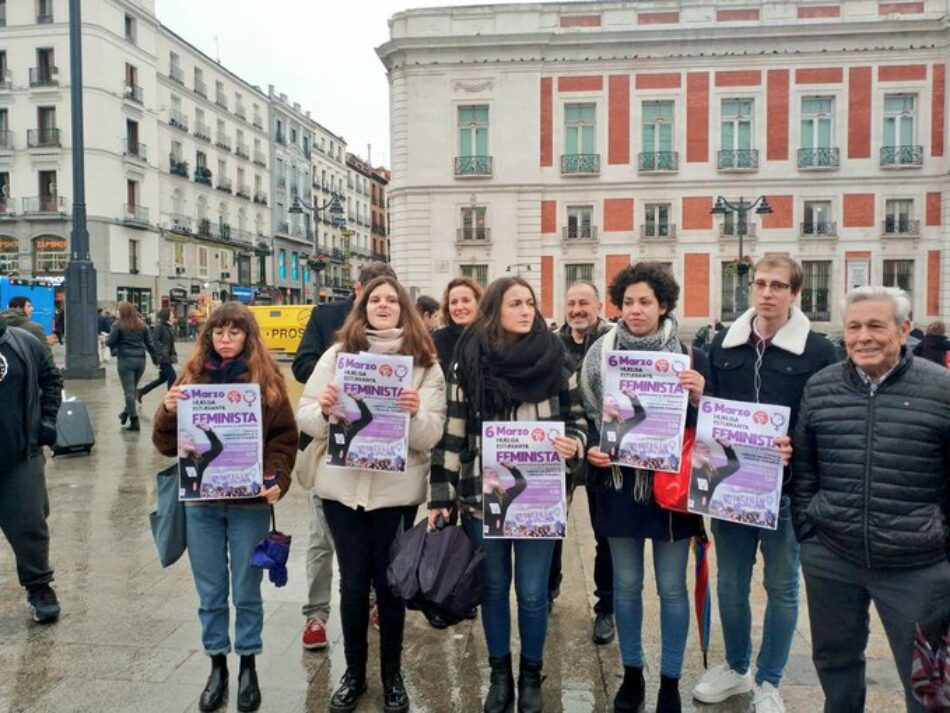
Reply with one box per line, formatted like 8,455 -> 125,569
0,256 -> 947,713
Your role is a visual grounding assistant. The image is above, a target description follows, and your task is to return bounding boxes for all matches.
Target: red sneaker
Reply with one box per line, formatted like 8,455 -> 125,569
370,603 -> 380,631
302,618 -> 328,650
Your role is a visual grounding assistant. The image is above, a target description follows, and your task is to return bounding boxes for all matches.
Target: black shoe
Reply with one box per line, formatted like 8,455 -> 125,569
119,411 -> 128,425
613,666 -> 645,713
328,669 -> 366,713
199,655 -> 228,712
484,654 -> 514,713
27,585 -> 60,624
656,675 -> 681,713
425,610 -> 449,629
517,655 -> 543,713
237,660 -> 261,712
464,606 -> 478,620
124,418 -> 140,432
135,388 -> 144,404
593,613 -> 615,645
382,669 -> 410,713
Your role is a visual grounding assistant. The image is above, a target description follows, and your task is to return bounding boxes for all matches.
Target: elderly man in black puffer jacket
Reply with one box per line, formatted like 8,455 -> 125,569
792,285 -> 950,713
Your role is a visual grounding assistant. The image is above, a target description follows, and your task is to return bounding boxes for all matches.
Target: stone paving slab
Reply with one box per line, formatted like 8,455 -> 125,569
0,351 -> 908,712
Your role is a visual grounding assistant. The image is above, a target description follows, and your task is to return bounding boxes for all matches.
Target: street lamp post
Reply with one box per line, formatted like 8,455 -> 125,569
64,0 -> 103,378
289,196 -> 344,303
710,195 -> 773,314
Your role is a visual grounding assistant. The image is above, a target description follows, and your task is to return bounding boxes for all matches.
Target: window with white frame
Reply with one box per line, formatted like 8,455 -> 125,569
883,95 -> 916,148
563,103 -> 597,172
641,101 -> 674,169
720,99 -> 754,168
566,205 -> 594,239
885,199 -> 915,234
883,259 -> 914,302
565,263 -> 594,285
460,264 -> 488,287
643,203 -> 672,238
129,239 -> 139,272
458,105 -> 489,159
173,243 -> 185,270
800,97 -> 836,167
803,201 -> 833,235
197,246 -> 209,277
800,261 -> 831,321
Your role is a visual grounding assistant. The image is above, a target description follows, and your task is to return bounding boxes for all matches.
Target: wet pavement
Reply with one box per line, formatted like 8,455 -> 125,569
0,345 -> 908,712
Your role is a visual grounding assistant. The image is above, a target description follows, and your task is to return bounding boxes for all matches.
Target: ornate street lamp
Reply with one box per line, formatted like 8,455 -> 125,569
710,195 -> 773,313
289,196 -> 344,302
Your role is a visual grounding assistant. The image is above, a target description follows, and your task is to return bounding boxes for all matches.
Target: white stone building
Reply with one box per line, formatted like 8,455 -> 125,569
311,122 -> 351,302
378,0 -> 950,330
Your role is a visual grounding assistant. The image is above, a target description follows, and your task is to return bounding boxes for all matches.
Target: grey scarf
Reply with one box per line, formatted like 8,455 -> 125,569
580,315 -> 682,502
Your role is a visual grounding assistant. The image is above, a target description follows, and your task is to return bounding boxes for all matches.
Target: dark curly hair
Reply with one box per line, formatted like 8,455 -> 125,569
608,262 -> 679,317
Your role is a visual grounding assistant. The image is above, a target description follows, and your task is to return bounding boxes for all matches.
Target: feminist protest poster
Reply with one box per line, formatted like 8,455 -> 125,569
177,383 -> 263,501
481,421 -> 567,540
600,350 -> 691,474
327,352 -> 412,472
687,397 -> 791,530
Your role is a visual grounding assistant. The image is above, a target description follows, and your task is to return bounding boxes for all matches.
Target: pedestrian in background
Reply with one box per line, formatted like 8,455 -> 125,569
297,275 -> 445,713
912,320 -> 950,366
553,280 -> 614,644
152,301 -> 298,713
106,301 -> 157,432
431,276 -> 483,377
793,286 -> 950,713
0,311 -> 63,623
292,260 -> 396,652
429,275 -> 587,713
136,308 -> 178,403
97,308 -> 113,363
695,256 -> 835,713
415,294 -> 440,333
0,296 -> 48,349
52,306 -> 64,345
580,262 -> 708,713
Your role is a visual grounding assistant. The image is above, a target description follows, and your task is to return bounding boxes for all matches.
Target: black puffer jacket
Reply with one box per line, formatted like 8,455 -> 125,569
792,351 -> 950,568
106,324 -> 157,362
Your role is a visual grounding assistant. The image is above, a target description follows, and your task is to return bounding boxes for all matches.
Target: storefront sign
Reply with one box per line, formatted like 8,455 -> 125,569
169,288 -> 188,300
232,286 -> 254,303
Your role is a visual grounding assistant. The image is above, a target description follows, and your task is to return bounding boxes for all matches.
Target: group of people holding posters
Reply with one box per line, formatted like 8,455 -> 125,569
143,253 -> 949,713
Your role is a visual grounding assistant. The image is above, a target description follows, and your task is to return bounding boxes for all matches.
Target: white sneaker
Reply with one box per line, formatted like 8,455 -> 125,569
753,682 -> 786,713
692,662 -> 754,703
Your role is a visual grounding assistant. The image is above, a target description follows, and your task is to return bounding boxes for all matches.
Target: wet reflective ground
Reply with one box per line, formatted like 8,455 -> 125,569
0,348 -> 906,712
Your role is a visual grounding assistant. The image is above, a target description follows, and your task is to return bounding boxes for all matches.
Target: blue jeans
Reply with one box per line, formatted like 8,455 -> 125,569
610,536 -> 690,677
185,504 -> 271,656
463,516 -> 556,663
711,497 -> 799,686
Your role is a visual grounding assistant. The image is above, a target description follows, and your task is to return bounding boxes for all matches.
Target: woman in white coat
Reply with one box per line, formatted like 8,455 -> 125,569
297,275 -> 446,713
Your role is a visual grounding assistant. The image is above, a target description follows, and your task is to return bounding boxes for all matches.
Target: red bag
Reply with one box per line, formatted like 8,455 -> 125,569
653,426 -> 695,512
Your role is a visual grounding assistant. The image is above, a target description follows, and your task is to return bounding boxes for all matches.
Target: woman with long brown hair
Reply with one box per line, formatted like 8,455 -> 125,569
431,276 -> 484,376
152,302 -> 298,713
106,301 -> 157,431
297,275 -> 446,713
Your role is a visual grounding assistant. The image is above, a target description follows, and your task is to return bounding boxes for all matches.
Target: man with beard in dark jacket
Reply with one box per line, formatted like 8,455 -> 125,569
550,281 -> 615,645
792,285 -> 950,713
292,260 -> 396,651
0,317 -> 63,623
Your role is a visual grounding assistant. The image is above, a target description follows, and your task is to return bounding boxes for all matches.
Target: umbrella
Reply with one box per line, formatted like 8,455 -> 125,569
911,624 -> 950,711
250,506 -> 292,588
692,531 -> 712,669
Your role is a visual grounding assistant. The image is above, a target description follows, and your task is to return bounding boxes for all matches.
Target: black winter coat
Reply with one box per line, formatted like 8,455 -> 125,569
151,322 -> 177,365
792,352 -> 950,568
291,297 -> 354,384
913,334 -> 950,367
432,323 -> 463,378
107,325 -> 157,362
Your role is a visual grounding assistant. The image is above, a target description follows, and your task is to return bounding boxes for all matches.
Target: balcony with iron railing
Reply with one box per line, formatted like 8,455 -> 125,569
236,184 -> 250,200
194,167 -> 212,186
560,154 -> 601,175
640,224 -> 677,240
197,218 -> 212,237
882,218 -> 920,236
235,143 -> 249,159
169,110 -> 188,131
638,152 -> 679,172
169,65 -> 184,84
194,78 -> 207,98
718,149 -> 759,171
561,226 -> 599,241
194,121 -> 211,142
0,198 -> 15,216
216,178 -> 233,194
27,128 -> 61,148
880,145 -> 923,168
169,214 -> 192,233
371,252 -> 388,262
23,196 -> 65,214
0,130 -> 13,150
169,155 -> 189,178
253,192 -> 268,205
719,223 -> 758,239
798,147 -> 840,170
0,69 -> 11,90
37,10 -> 54,23
215,92 -> 228,110
275,130 -> 286,145
800,221 -> 837,237
124,83 -> 143,104
123,138 -> 147,161
454,156 -> 493,177
331,248 -> 346,262
456,228 -> 491,243
215,133 -> 231,151
253,150 -> 266,166
123,204 -> 149,226
29,66 -> 58,88
235,104 -> 246,121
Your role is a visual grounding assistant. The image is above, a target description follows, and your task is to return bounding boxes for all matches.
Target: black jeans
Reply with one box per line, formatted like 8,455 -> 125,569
139,363 -> 177,397
116,357 -> 145,420
548,483 -> 613,614
322,498 -> 417,678
0,455 -> 53,592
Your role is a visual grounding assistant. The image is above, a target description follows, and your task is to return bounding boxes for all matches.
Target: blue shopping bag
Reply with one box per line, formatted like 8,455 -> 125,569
149,464 -> 187,567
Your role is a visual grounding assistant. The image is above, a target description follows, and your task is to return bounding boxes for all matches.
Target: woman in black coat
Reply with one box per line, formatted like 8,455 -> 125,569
912,320 -> 950,366
106,301 -> 158,431
138,308 -> 178,403
430,277 -> 483,378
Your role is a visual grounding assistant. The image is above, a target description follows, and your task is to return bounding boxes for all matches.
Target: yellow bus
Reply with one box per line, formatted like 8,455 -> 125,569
248,305 -> 313,356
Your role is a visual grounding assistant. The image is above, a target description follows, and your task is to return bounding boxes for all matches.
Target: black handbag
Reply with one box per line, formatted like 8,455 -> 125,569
149,465 -> 187,567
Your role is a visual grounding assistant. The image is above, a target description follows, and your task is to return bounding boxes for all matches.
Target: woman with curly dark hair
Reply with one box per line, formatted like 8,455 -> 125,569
580,262 -> 708,713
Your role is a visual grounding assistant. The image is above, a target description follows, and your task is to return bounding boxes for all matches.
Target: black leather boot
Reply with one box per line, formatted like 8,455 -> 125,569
328,668 -> 367,713
124,417 -> 140,432
517,655 -> 543,713
236,655 -> 261,712
613,666 -> 645,713
381,659 -> 410,713
655,675 -> 681,713
484,654 -> 514,713
198,654 -> 227,712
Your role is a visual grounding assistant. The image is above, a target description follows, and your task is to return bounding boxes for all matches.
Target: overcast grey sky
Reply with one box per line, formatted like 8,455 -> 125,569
155,0 -> 520,168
